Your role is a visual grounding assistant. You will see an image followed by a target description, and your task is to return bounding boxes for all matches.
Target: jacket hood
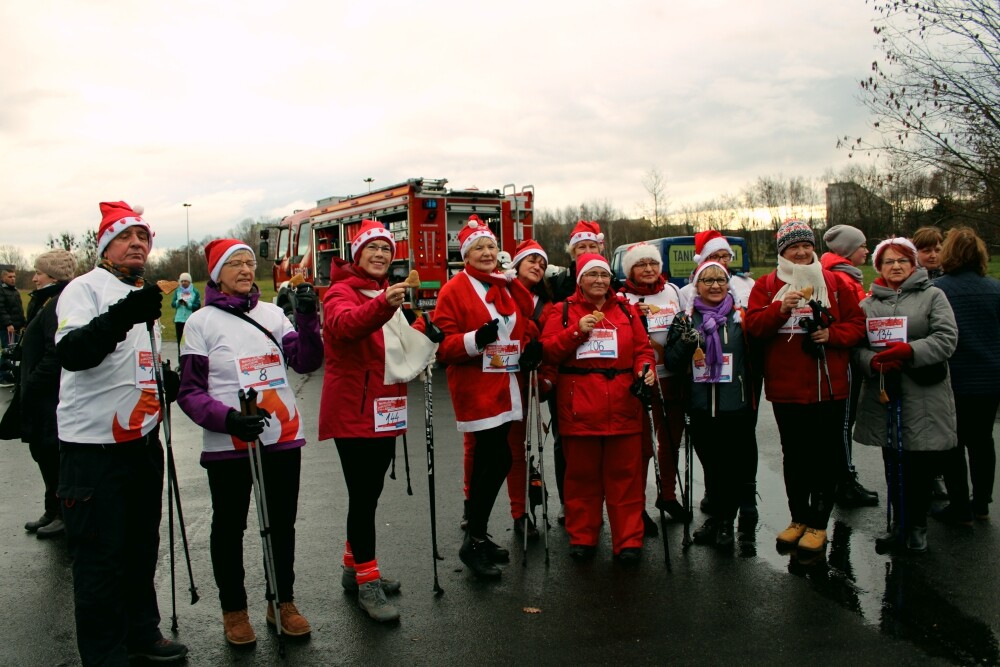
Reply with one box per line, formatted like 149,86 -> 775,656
205,281 -> 260,312
820,252 -> 850,272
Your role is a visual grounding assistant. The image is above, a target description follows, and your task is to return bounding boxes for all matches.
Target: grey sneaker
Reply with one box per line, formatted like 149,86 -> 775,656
341,566 -> 401,594
358,581 -> 400,623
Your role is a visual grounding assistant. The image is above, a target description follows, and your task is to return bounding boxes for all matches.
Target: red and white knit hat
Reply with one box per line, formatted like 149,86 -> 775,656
459,215 -> 496,259
872,236 -> 918,268
205,238 -> 253,282
350,219 -> 395,262
568,220 -> 604,249
622,242 -> 661,278
511,239 -> 548,267
97,201 -> 152,257
575,253 -> 612,284
693,230 -> 733,263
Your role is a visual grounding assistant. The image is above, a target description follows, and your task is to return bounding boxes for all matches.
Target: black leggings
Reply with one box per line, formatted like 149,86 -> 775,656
467,424 -> 513,538
689,409 -> 757,521
773,400 -> 847,530
942,394 -> 1000,511
204,448 -> 301,612
334,437 -> 394,564
883,447 -> 942,528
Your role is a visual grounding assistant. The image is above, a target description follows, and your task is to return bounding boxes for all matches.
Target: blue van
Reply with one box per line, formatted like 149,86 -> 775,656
610,235 -> 750,288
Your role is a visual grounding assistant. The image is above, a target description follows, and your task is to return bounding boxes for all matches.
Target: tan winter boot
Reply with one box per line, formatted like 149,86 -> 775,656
776,522 -> 807,547
222,609 -> 256,646
267,601 -> 312,637
797,527 -> 828,553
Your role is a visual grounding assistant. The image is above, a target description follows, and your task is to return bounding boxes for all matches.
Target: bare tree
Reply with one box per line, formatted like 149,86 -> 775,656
641,167 -> 669,232
0,245 -> 28,271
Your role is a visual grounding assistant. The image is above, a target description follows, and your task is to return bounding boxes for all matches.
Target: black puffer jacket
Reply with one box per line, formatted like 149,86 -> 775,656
19,282 -> 68,445
0,282 -> 26,331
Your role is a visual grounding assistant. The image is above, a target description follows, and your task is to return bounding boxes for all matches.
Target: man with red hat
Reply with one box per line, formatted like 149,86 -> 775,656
55,201 -> 188,664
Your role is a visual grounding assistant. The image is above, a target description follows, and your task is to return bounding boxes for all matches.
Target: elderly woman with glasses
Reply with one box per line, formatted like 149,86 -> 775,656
430,216 -> 538,580
853,237 -> 958,553
178,239 -> 323,646
618,243 -> 689,530
541,253 -> 655,564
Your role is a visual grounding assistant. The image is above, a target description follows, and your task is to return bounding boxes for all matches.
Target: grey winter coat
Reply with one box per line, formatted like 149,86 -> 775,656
853,270 -> 958,452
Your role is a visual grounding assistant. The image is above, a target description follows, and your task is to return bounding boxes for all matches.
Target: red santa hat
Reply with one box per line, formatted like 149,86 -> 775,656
693,230 -> 733,264
622,242 -> 661,278
575,253 -> 612,284
459,215 -> 496,259
350,219 -> 396,262
692,260 -> 730,285
97,201 -> 152,257
511,239 -> 548,268
205,238 -> 254,282
568,220 -> 605,250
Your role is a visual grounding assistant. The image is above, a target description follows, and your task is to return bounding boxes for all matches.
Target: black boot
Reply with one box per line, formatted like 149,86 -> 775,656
714,521 -> 735,549
906,525 -> 928,553
874,523 -> 901,554
836,472 -> 879,508
460,499 -> 469,531
641,510 -> 659,537
656,498 -> 692,523
692,518 -> 719,545
460,534 -> 501,579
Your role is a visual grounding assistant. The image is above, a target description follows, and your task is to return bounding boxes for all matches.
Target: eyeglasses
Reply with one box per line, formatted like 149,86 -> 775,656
697,277 -> 729,286
582,271 -> 611,281
632,261 -> 660,270
223,259 -> 257,270
882,258 -> 911,266
364,243 -> 394,255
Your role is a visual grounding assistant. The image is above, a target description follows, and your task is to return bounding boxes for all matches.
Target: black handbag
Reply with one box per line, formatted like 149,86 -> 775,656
904,360 -> 948,386
0,385 -> 20,440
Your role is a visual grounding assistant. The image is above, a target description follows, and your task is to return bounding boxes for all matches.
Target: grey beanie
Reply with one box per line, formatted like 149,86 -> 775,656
34,249 -> 76,282
823,225 -> 866,257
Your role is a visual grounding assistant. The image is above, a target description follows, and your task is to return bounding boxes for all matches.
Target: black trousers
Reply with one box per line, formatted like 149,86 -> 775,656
59,433 -> 164,667
29,438 -> 61,517
204,447 -> 301,612
467,423 -> 513,538
173,322 -> 185,356
773,400 -> 847,530
689,409 -> 757,521
335,437 -> 394,564
883,447 -> 941,528
942,394 -> 1000,512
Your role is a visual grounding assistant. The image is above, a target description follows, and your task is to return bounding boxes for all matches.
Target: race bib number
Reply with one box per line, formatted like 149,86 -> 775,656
374,397 -> 407,432
135,349 -> 157,391
482,342 -> 520,373
778,306 -> 813,335
646,305 -> 677,333
577,328 -> 619,360
235,351 -> 288,391
692,353 -> 733,383
866,316 -> 908,348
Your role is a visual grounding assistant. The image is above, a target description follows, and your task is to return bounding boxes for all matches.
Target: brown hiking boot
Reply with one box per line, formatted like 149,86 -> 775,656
776,522 -> 807,547
797,528 -> 828,554
267,601 -> 311,637
222,609 -> 256,646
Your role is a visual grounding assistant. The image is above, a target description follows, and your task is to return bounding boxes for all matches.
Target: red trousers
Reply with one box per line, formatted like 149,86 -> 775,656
563,433 -> 644,554
641,375 -> 685,502
463,430 -> 527,519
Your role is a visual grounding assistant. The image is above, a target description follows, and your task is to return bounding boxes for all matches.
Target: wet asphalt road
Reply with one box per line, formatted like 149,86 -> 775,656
2,354 -> 999,666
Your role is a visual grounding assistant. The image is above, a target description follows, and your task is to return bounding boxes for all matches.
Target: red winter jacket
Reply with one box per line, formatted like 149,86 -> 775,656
433,271 -> 531,431
319,262 -> 408,440
745,270 -> 865,404
820,252 -> 868,303
540,290 -> 655,436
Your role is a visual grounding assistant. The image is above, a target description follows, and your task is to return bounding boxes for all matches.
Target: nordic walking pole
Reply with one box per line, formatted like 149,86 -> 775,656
533,371 -> 550,565
681,412 -> 694,548
402,433 -> 413,495
522,371 -> 534,567
640,363 -> 672,571
896,397 -> 905,544
239,388 -> 285,656
423,368 -> 444,596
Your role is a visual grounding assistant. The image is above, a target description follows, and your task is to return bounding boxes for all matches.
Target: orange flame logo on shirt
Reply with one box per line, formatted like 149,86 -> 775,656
112,391 -> 160,443
258,389 -> 299,443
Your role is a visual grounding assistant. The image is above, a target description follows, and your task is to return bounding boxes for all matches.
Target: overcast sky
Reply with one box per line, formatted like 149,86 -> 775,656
0,1 -> 878,260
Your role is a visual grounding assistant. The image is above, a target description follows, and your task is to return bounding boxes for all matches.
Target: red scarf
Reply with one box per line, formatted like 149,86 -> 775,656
465,265 -> 521,316
622,274 -> 666,297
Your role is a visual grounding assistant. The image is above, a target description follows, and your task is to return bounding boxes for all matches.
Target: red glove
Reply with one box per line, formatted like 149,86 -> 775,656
873,341 -> 913,364
871,358 -> 903,374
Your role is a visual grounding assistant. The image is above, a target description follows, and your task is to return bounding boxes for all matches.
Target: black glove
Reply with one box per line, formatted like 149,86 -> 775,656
162,363 -> 179,404
474,318 -> 500,349
422,313 -> 445,344
225,408 -> 272,442
294,283 -> 318,314
107,284 -> 163,331
402,308 -> 418,325
519,339 -> 543,372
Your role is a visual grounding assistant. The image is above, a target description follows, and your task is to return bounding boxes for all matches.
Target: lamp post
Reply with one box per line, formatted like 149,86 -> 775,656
364,177 -> 374,193
183,203 -> 192,275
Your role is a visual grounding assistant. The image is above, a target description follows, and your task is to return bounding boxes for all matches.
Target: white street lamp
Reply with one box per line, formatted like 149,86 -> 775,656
183,203 -> 192,275
364,177 -> 374,193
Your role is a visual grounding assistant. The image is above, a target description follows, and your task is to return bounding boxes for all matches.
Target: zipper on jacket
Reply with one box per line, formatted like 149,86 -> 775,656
816,360 -> 822,401
739,374 -> 745,404
360,370 -> 369,414
710,384 -> 716,419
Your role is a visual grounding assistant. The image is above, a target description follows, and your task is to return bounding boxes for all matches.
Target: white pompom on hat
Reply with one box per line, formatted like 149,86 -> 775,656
205,238 -> 254,282
350,219 -> 396,262
568,220 -> 605,250
458,215 -> 497,259
97,201 -> 152,257
693,230 -> 733,264
622,242 -> 661,278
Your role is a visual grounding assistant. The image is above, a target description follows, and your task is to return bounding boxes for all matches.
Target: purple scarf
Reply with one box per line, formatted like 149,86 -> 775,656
693,294 -> 734,382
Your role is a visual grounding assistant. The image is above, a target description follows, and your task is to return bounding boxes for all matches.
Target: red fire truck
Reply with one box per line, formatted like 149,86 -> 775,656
258,177 -> 534,311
